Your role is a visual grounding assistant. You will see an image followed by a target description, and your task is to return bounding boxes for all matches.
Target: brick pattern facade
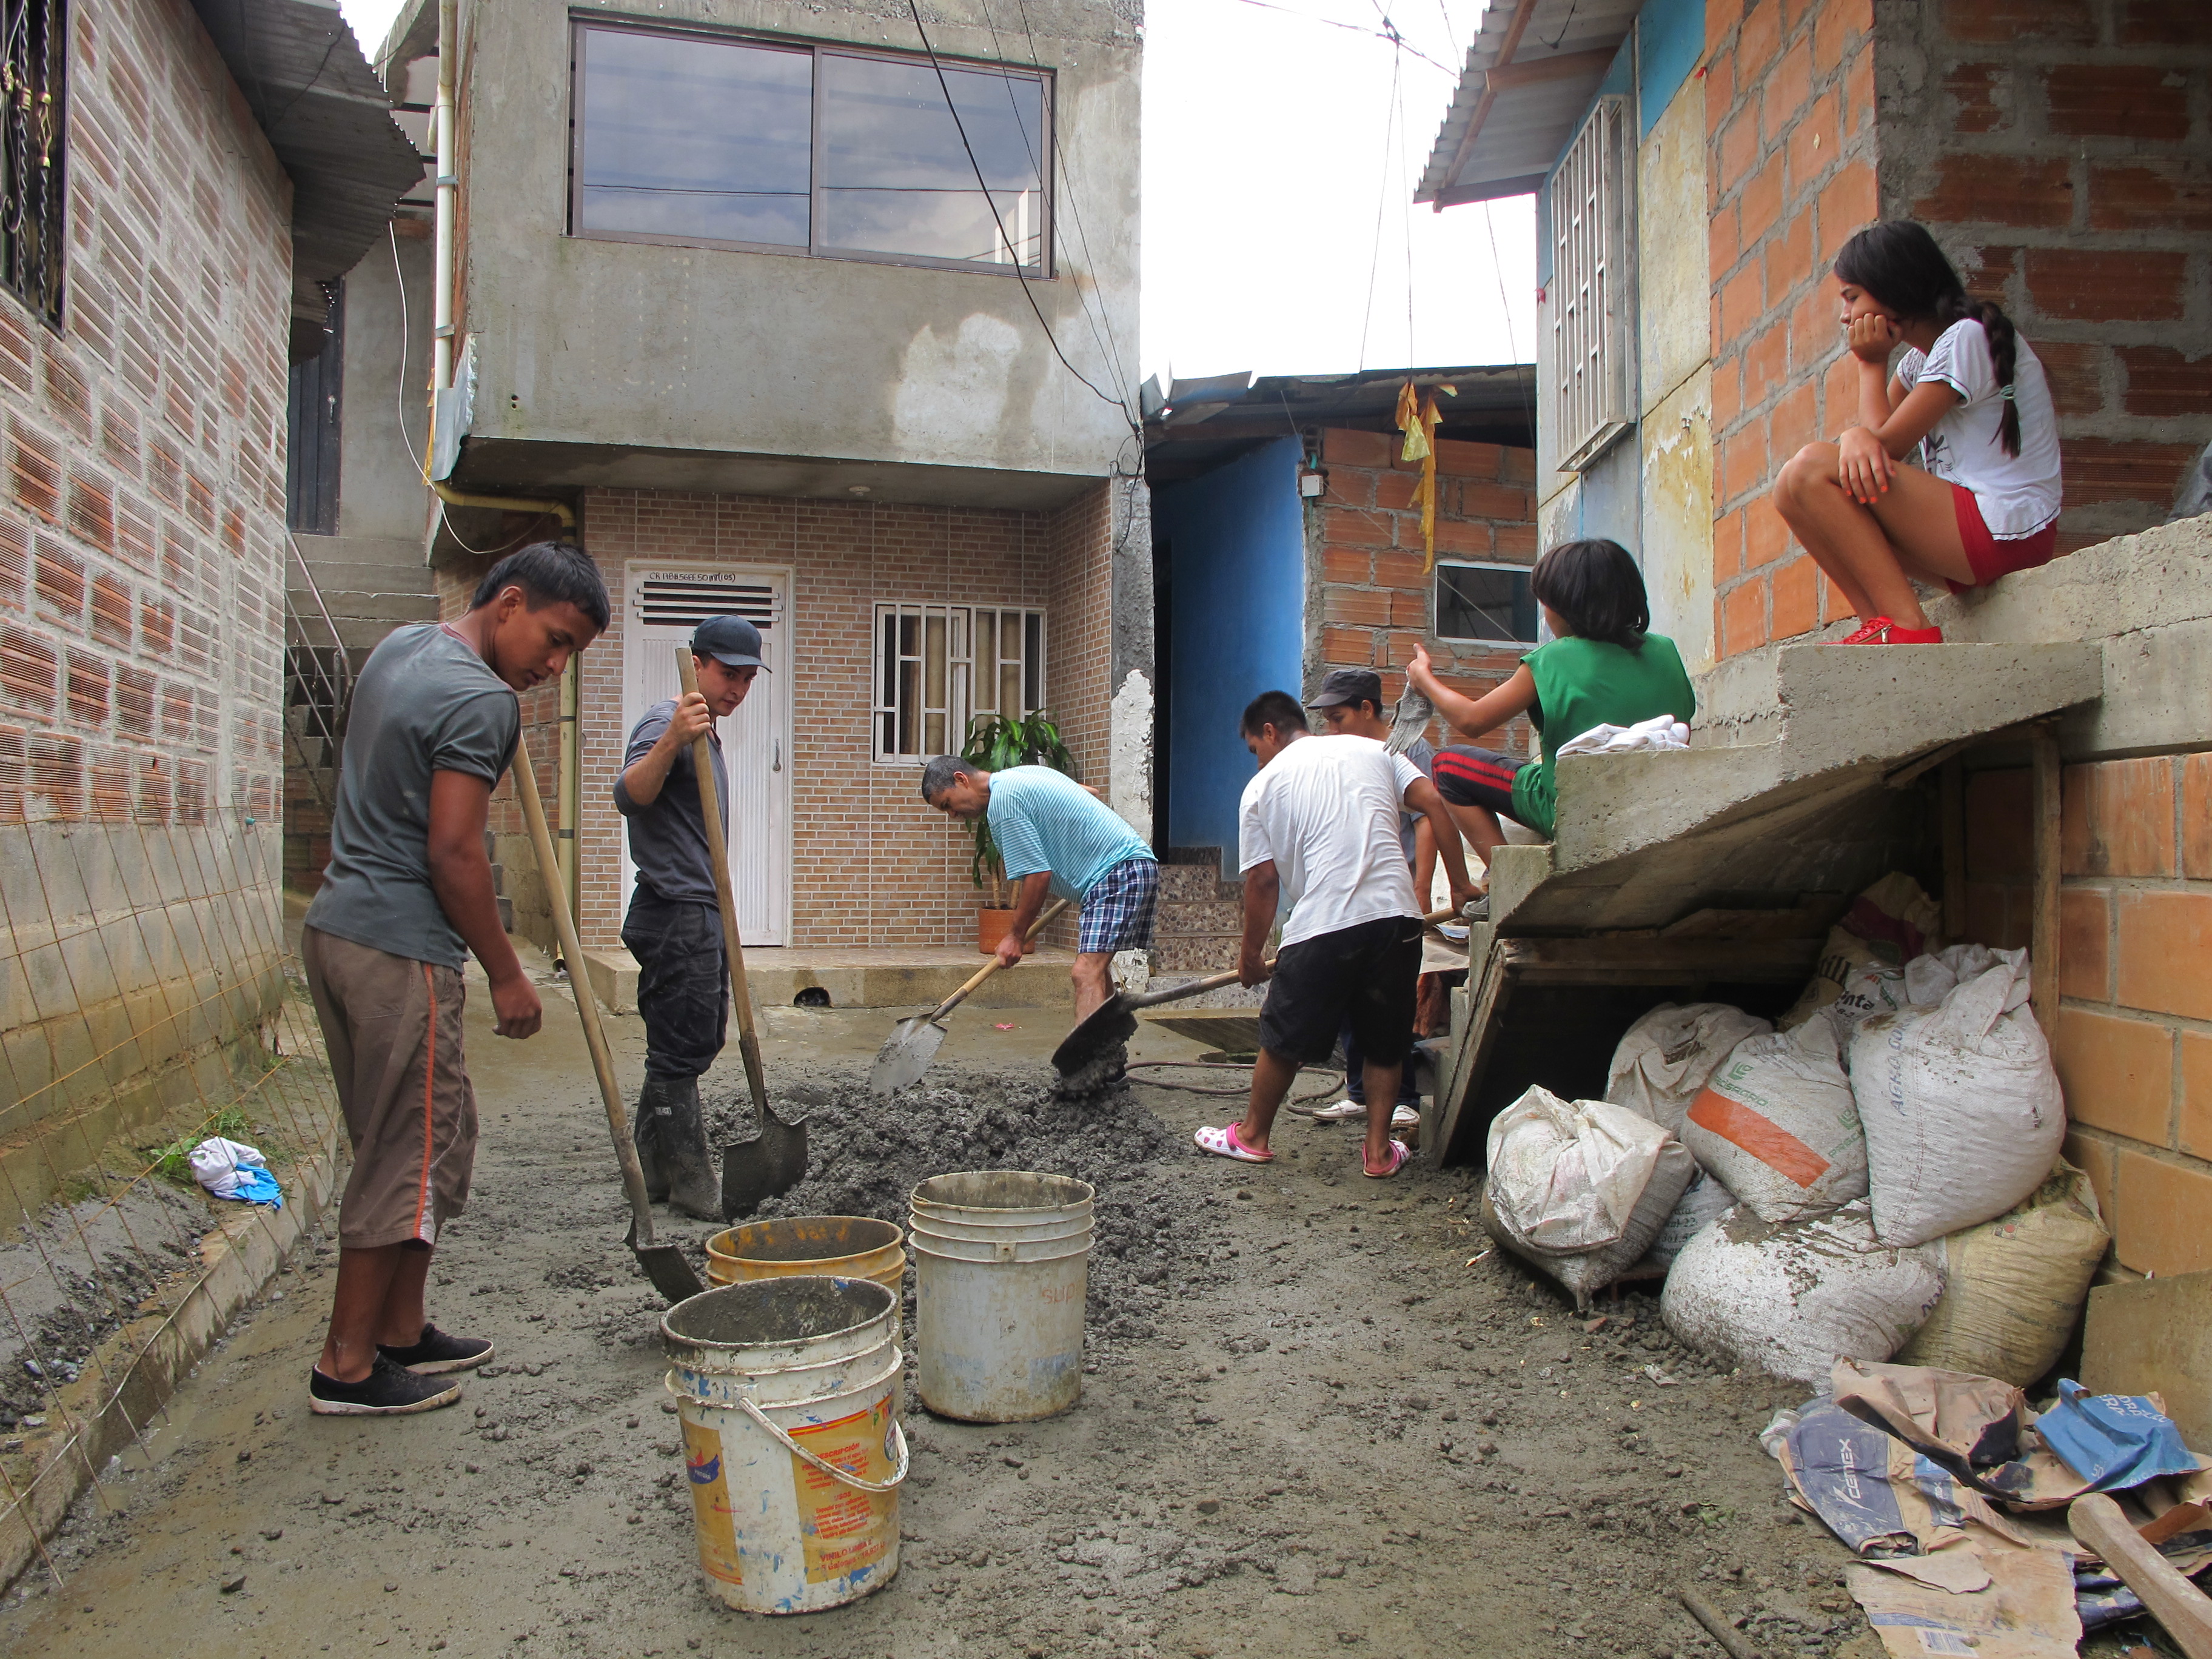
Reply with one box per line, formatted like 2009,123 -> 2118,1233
1313,427 -> 1540,750
458,486 -> 1116,957
1704,0 -> 2212,660
0,0 -> 294,1193
1883,0 -> 2212,551
1964,756 -> 2212,1279
1704,0 -> 1880,659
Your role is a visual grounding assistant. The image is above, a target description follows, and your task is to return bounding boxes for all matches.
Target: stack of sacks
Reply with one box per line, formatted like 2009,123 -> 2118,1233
1595,879 -> 2081,1390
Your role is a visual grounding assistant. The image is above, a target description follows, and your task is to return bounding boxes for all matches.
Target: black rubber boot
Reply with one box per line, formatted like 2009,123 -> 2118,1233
634,1077 -> 674,1203
660,1076 -> 722,1221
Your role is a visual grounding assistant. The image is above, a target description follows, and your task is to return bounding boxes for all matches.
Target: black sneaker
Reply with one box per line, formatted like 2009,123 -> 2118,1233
377,1322 -> 495,1375
309,1354 -> 464,1416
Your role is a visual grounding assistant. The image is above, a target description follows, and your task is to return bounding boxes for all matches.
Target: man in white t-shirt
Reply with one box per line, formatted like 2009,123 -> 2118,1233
1193,691 -> 1478,1180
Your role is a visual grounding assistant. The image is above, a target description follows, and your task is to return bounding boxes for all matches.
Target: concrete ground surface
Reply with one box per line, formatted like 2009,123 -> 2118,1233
1,965 -> 1900,1659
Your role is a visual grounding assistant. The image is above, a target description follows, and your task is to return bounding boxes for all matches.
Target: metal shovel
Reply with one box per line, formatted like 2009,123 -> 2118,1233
674,650 -> 809,1220
868,898 -> 1070,1096
1050,907 -> 1467,1079
510,734 -> 706,1304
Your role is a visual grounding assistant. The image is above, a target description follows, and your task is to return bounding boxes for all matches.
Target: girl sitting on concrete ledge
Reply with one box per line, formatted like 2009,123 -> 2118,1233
1773,219 -> 2063,645
1409,537 -> 1697,864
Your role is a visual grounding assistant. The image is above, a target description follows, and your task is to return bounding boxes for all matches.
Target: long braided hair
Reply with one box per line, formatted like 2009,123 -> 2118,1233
1834,220 -> 2023,458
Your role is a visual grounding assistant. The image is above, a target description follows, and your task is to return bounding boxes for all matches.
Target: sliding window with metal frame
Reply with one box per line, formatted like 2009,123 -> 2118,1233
569,19 -> 1052,276
874,602 -> 1046,764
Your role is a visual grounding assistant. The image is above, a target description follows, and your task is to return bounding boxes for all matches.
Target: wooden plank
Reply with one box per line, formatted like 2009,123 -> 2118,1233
1430,936 -> 1517,1165
1485,47 -> 1621,90
2083,1270 -> 2212,1450
2031,724 -> 2062,1037
2068,1492 -> 2212,1659
1941,756 -> 1968,942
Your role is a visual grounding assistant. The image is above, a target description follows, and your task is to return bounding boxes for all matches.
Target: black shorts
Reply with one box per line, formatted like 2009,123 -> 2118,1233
1432,746 -> 1531,825
1258,916 -> 1424,1067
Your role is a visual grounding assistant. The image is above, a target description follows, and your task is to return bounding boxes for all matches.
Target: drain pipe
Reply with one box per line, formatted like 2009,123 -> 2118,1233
425,0 -> 572,530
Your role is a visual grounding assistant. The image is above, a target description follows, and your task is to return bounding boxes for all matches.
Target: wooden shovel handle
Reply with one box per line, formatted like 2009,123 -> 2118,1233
509,732 -> 661,1247
923,899 -> 1070,1023
676,650 -> 771,1128
1129,905 -> 1465,1009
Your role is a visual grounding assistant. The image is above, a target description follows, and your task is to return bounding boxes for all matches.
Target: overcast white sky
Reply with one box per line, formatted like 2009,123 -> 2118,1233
335,0 -> 1536,392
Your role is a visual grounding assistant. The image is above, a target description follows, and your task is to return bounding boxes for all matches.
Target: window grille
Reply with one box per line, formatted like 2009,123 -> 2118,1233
874,602 -> 1044,763
1434,561 -> 1539,645
1,0 -> 65,329
1550,96 -> 1629,472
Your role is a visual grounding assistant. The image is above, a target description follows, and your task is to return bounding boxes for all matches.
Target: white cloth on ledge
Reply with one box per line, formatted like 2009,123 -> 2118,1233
1556,714 -> 1692,757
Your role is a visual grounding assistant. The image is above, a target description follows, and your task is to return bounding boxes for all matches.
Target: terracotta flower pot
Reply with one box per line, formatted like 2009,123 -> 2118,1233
976,907 -> 1038,956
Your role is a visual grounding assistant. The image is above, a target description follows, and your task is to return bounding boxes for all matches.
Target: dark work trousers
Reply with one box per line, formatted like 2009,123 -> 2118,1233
1341,1016 -> 1420,1106
622,889 -> 729,1081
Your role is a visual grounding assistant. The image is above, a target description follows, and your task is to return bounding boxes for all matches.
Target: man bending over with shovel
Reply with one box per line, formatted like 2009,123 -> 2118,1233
612,615 -> 766,1219
922,756 -> 1158,1067
302,541 -> 608,1415
1193,691 -> 1478,1179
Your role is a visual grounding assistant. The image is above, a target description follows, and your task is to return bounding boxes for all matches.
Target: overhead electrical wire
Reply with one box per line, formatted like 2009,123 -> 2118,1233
1222,0 -> 1457,76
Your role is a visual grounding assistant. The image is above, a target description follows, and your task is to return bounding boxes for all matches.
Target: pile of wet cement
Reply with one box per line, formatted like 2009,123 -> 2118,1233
703,1065 -> 1231,1346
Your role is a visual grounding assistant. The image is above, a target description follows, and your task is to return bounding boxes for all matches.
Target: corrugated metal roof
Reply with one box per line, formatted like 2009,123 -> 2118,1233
190,0 -> 427,358
1413,0 -> 1639,208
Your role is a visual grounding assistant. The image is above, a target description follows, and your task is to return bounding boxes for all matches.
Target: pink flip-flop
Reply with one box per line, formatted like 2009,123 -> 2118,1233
1193,1123 -> 1273,1164
1362,1139 -> 1411,1179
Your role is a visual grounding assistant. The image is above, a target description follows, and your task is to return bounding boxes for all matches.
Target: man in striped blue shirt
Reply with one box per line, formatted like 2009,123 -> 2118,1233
922,757 -> 1158,1027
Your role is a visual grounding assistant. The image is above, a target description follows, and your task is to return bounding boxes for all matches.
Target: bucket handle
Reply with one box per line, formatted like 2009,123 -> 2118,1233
731,1394 -> 911,1495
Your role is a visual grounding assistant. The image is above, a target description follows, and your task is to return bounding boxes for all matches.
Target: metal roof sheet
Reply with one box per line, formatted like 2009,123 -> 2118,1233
1414,0 -> 1639,208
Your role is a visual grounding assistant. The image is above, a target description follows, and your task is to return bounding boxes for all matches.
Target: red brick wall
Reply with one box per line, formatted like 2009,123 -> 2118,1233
548,486 -> 1111,954
0,0 -> 292,834
1705,0 -> 1879,660
1313,427 -> 1540,750
1884,0 -> 2212,551
1963,756 -> 2212,1278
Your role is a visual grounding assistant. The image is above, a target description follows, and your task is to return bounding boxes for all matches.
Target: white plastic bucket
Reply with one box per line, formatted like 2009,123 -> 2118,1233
660,1278 -> 908,1615
908,1171 -> 1094,1423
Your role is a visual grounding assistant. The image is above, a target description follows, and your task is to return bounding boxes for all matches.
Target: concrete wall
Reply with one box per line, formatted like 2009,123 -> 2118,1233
1153,439 -> 1305,864
445,0 -> 1139,500
1533,1 -> 1717,672
1311,427 -> 1539,751
1877,0 -> 2212,552
0,0 -> 293,1213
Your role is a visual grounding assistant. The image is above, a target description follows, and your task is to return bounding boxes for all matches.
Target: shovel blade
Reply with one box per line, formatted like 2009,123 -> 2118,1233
870,1015 -> 948,1097
623,1218 -> 709,1304
1050,994 -> 1139,1078
720,1099 -> 808,1221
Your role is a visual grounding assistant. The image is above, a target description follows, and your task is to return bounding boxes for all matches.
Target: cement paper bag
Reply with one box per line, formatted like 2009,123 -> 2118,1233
1604,1002 -> 1773,1137
1831,1358 -> 2095,1510
1681,1019 -> 1868,1224
1851,947 -> 2065,1248
1766,1396 -> 2029,1556
1845,1535 -> 2082,1659
1661,1199 -> 1944,1387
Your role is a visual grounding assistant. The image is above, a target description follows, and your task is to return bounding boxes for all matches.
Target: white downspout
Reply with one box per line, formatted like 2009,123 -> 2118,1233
431,0 -> 457,404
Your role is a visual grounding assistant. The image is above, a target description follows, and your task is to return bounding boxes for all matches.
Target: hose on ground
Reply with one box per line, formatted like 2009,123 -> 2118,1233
1122,1059 -> 1347,1104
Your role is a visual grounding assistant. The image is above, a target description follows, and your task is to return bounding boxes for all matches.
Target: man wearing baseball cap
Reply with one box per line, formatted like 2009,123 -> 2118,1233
611,615 -> 767,1218
1305,668 -> 1438,1132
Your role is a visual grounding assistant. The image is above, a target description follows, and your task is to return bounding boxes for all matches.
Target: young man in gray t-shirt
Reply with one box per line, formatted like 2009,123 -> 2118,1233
301,541 -> 607,1416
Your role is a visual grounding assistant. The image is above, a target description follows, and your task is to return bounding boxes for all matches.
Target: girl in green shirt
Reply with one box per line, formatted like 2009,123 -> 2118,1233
1412,538 -> 1696,857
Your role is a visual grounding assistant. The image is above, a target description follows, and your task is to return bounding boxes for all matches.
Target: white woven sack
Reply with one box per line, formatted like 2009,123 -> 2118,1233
1484,1085 -> 1667,1253
1680,1019 -> 1867,1224
1647,1167 -> 1737,1268
1849,946 -> 2064,1248
1660,1199 -> 1945,1387
1604,1002 -> 1774,1137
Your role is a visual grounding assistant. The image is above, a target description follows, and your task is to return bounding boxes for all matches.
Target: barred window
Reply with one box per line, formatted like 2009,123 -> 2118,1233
1550,95 -> 1629,472
1,0 -> 65,329
874,602 -> 1044,763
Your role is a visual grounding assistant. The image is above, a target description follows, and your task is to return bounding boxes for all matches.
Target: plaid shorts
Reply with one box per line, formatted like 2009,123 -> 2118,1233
1078,857 -> 1159,954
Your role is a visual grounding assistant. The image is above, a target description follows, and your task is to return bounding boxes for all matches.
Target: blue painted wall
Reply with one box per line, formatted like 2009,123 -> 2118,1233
1637,0 -> 1706,138
1155,437 -> 1306,865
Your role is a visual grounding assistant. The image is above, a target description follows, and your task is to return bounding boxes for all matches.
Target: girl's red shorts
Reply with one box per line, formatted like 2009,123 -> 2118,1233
1951,483 -> 2059,589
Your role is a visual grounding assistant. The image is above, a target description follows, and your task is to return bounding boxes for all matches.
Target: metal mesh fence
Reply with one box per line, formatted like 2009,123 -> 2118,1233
0,794 -> 338,1589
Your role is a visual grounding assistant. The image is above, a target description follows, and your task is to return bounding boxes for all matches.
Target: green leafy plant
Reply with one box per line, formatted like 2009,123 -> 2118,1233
960,709 -> 1079,901
143,1107 -> 254,1188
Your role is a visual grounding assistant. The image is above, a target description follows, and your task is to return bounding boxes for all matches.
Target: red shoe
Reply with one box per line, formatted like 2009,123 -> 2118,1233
1840,617 -> 1944,645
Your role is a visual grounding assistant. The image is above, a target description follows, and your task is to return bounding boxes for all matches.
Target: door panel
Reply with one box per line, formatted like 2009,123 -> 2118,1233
620,568 -> 790,945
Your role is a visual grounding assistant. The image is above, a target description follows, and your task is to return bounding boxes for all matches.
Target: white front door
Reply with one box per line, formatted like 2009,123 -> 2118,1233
620,565 -> 792,947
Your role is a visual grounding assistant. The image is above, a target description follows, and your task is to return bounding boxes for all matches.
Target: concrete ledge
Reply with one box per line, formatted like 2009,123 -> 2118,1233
581,947 -> 640,1014
745,948 -> 1078,1011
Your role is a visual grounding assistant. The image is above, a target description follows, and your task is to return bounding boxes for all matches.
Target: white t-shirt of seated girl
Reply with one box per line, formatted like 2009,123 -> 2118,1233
1895,318 -> 2063,539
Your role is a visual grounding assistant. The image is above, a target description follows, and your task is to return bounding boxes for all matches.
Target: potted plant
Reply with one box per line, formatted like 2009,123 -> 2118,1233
961,709 -> 1078,955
